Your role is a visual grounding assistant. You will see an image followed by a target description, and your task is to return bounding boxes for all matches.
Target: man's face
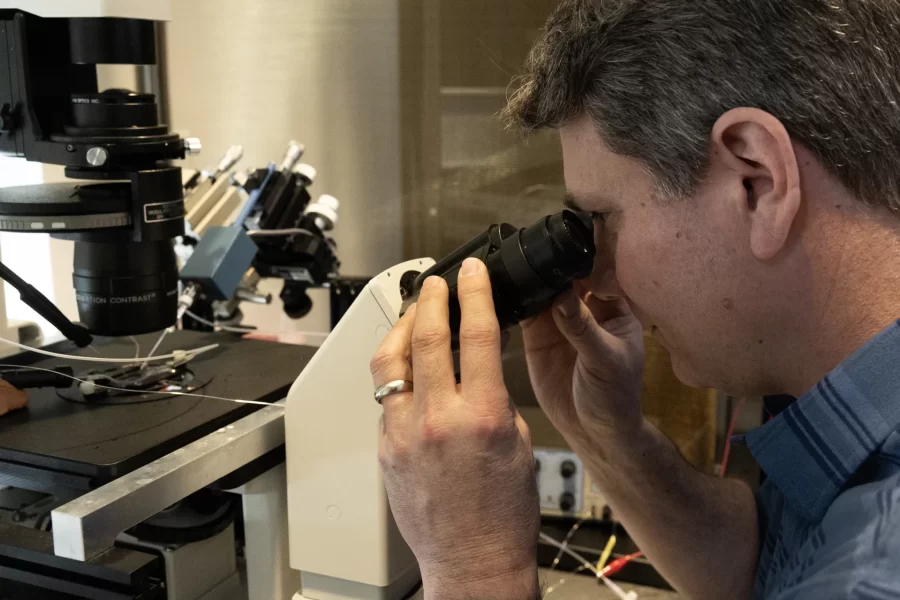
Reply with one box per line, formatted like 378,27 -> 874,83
559,116 -> 783,393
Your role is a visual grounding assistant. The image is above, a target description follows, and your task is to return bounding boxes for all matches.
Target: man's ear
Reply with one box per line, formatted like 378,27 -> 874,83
710,108 -> 802,260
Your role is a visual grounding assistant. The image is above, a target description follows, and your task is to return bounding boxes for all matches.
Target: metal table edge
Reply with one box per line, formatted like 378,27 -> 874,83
50,398 -> 287,561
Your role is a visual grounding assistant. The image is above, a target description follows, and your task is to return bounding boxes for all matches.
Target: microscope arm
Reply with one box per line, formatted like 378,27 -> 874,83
285,258 -> 433,600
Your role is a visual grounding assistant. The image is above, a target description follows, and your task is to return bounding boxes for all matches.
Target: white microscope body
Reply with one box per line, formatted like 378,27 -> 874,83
285,259 -> 435,600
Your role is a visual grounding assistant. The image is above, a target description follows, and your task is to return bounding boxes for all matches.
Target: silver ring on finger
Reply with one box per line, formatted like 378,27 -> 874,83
374,380 -> 414,404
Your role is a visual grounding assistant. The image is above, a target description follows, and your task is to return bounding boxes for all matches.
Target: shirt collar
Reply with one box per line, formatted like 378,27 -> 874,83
741,320 -> 900,522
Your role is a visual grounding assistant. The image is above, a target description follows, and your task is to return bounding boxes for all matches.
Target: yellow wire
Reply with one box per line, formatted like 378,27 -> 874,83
597,534 -> 617,572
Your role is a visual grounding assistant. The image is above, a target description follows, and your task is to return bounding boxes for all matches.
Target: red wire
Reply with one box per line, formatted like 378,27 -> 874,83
600,552 -> 645,577
720,397 -> 747,478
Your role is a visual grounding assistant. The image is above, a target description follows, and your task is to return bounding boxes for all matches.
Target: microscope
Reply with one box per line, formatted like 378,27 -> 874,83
0,2 -> 192,341
0,3 -> 601,599
0,0 -> 341,349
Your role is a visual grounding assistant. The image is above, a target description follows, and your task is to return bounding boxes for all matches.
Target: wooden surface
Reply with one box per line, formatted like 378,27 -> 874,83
540,568 -> 682,600
641,332 -> 718,473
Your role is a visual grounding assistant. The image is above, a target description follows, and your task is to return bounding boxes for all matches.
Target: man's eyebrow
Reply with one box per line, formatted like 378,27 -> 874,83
564,191 -> 613,212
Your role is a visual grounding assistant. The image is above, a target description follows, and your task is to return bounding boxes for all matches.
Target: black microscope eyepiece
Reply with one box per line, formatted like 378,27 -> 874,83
400,209 -> 596,345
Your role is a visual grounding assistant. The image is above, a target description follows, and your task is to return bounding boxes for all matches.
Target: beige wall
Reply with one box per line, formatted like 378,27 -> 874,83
164,0 -> 405,333
164,0 -> 404,276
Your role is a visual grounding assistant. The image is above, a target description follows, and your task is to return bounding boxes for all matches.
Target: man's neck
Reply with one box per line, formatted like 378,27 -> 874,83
788,215 -> 900,397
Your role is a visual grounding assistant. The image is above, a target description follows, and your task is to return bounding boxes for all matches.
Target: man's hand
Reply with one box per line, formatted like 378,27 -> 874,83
524,289 -> 759,600
371,258 -> 540,600
521,286 -> 644,455
0,379 -> 28,417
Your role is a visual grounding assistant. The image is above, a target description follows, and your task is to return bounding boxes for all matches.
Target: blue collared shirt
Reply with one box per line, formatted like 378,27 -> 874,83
740,321 -> 900,599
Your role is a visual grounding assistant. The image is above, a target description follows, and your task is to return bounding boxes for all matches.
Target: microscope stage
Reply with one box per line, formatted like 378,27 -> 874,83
0,330 -> 316,487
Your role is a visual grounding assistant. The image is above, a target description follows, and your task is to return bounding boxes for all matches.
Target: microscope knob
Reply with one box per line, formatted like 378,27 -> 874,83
183,137 -> 203,156
293,163 -> 317,185
559,492 -> 575,512
284,295 -> 313,319
280,140 -> 305,172
86,146 -> 108,166
305,195 -> 340,231
560,460 -> 577,479
318,194 -> 339,211
216,145 -> 244,175
281,283 -> 313,319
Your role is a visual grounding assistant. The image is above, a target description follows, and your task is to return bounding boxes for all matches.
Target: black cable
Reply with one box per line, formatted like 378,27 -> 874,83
0,366 -> 74,389
0,260 -> 93,347
56,370 -> 212,406
0,261 -> 26,289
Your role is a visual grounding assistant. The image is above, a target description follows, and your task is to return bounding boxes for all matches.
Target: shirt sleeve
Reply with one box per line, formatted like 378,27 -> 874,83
769,477 -> 900,600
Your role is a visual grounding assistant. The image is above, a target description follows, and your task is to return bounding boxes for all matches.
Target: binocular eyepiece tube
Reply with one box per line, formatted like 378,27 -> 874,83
400,210 -> 596,347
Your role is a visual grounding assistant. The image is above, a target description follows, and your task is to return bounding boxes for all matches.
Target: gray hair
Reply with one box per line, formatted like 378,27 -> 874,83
505,0 -> 900,209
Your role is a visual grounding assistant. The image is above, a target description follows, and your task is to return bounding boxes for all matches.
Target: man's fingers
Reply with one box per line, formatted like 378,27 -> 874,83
584,293 -> 630,324
370,304 -> 416,387
551,289 -> 618,361
521,310 -> 569,354
0,380 -> 27,416
370,306 -> 416,431
410,276 -> 456,404
573,280 -> 592,301
457,258 -> 505,404
0,380 -> 27,408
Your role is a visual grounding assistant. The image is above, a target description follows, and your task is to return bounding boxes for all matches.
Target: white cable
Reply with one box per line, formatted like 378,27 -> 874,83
597,576 -> 637,600
540,532 -> 599,575
551,517 -> 586,570
545,564 -> 591,597
182,316 -> 331,347
0,334 -> 219,364
128,336 -> 140,360
184,310 -> 259,334
141,328 -> 171,370
0,363 -> 281,408
539,532 -> 638,600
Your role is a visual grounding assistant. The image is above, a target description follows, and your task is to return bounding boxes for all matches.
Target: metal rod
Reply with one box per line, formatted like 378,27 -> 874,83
51,401 -> 287,561
140,328 -> 169,370
247,228 -> 315,237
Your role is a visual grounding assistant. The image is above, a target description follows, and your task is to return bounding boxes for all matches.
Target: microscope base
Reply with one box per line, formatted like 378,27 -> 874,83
120,524 -> 239,600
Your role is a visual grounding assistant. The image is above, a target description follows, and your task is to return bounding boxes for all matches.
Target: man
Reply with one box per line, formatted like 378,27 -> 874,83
370,1 -> 900,598
0,380 -> 26,417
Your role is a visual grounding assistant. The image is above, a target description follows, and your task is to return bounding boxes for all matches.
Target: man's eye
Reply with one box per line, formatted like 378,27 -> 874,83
590,212 -> 607,223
